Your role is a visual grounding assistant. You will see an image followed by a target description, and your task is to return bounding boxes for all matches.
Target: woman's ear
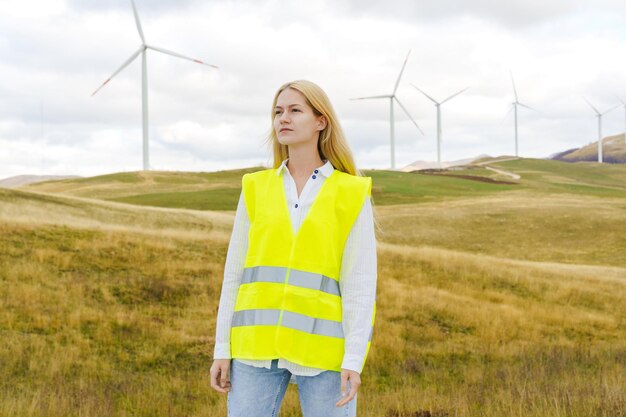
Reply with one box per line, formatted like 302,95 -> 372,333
317,115 -> 327,131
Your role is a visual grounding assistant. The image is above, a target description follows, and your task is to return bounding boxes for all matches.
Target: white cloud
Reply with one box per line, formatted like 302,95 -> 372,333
1,0 -> 626,179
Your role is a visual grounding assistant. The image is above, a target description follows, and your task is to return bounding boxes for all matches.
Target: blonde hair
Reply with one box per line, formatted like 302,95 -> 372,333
263,79 -> 383,236
264,80 -> 361,175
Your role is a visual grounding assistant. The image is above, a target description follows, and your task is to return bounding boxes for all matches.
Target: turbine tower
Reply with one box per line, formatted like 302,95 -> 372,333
583,98 -> 619,163
619,97 -> 626,145
411,84 -> 469,169
91,0 -> 218,171
509,72 -> 537,158
351,50 -> 424,170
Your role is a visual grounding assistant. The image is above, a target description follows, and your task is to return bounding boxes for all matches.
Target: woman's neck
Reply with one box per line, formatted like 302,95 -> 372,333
286,146 -> 324,178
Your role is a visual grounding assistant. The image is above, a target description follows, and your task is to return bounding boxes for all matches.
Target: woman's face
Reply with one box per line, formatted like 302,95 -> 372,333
273,87 -> 326,147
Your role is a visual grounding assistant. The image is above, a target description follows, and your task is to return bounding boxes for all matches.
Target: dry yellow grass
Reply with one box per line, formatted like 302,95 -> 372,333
375,191 -> 626,268
1,178 -> 625,416
19,169 -> 253,200
0,188 -> 233,243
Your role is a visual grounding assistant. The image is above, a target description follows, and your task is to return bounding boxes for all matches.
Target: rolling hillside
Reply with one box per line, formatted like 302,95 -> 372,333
1,159 -> 625,416
17,168 -> 260,211
21,157 -> 626,209
0,174 -> 82,188
551,133 -> 626,163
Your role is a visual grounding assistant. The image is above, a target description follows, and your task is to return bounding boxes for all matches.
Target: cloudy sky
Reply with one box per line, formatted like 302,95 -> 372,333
1,0 -> 626,179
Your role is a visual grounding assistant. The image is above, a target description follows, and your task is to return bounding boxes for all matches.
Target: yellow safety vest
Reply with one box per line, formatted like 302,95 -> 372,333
230,167 -> 375,372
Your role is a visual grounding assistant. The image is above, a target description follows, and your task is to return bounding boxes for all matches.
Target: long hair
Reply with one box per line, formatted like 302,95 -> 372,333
263,79 -> 383,236
265,80 -> 364,176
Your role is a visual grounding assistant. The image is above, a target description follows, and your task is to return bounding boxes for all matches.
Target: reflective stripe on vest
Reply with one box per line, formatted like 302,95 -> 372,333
242,265 -> 341,297
232,308 -> 373,341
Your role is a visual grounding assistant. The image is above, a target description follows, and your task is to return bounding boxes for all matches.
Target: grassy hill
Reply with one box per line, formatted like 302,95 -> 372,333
2,159 -> 625,416
425,157 -> 626,197
21,165 -> 517,209
551,133 -> 626,163
21,157 -> 626,209
19,168 -> 261,211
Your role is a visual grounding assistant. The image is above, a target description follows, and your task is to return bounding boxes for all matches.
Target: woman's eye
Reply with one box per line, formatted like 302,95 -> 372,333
274,108 -> 300,115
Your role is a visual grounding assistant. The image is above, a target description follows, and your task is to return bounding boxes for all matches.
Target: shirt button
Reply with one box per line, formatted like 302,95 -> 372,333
314,169 -> 319,174
295,203 -> 298,208
312,175 -> 317,179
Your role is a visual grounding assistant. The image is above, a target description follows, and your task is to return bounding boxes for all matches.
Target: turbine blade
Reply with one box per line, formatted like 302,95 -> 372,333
130,0 -> 146,44
601,104 -> 620,115
350,94 -> 391,100
518,102 -> 539,112
510,71 -> 519,102
616,95 -> 625,105
394,97 -> 424,135
410,83 -> 437,104
392,49 -> 411,95
501,104 -> 514,123
91,46 -> 144,96
441,86 -> 470,104
147,45 -> 219,69
583,97 -> 600,115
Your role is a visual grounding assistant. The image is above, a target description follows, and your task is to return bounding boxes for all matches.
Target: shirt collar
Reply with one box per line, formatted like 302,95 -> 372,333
276,158 -> 334,178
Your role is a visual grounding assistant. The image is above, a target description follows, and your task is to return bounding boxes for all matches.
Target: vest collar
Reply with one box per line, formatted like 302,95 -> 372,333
276,158 -> 334,178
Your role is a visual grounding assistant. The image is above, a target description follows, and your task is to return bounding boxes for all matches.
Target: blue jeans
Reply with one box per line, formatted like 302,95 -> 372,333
227,359 -> 357,417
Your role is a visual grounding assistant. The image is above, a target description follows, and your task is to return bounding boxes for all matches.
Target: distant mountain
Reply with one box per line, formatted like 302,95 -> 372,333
400,154 -> 491,171
551,133 -> 626,163
0,174 -> 82,189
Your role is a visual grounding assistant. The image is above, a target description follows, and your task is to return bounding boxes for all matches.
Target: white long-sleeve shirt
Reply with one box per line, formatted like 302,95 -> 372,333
213,158 -> 377,383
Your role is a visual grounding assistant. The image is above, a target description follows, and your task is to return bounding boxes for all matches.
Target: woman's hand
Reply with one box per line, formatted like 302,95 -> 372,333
335,368 -> 361,407
210,359 -> 232,393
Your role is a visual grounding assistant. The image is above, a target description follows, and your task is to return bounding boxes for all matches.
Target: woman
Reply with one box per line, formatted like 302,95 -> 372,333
210,80 -> 378,417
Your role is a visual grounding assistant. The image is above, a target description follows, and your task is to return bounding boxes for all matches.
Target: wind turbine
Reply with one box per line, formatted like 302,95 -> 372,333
583,98 -> 619,163
91,0 -> 218,171
351,50 -> 424,170
410,84 -> 469,169
509,72 -> 537,158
